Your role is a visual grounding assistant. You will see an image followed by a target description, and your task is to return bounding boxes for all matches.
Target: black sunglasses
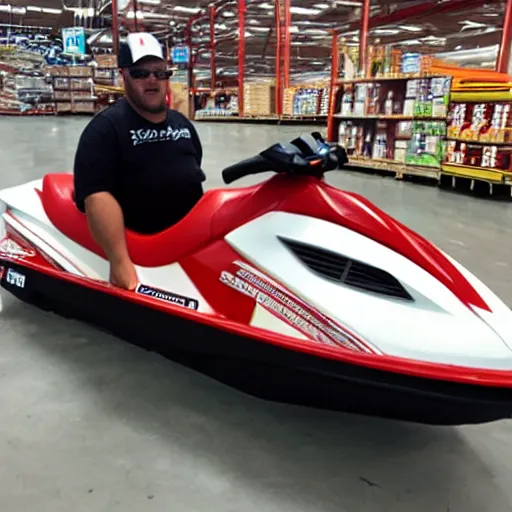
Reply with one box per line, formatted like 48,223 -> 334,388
128,68 -> 173,80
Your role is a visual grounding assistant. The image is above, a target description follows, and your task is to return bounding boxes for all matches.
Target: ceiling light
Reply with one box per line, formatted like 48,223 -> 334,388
373,28 -> 400,35
173,6 -> 201,13
127,10 -> 144,19
258,3 -> 274,9
313,3 -> 330,8
336,0 -> 362,5
290,6 -> 321,15
27,6 -> 42,12
398,25 -> 423,32
42,7 -> 62,14
459,20 -> 487,29
222,11 -> 235,17
304,28 -> 329,34
138,0 -> 161,4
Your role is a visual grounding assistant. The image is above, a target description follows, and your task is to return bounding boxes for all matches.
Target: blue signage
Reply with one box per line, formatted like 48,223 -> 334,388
61,27 -> 86,55
171,46 -> 189,64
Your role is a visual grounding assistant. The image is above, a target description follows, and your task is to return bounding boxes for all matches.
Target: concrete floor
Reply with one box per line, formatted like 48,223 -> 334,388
1,116 -> 512,512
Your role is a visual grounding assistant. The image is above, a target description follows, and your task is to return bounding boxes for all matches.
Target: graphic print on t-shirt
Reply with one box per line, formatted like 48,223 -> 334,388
130,125 -> 192,146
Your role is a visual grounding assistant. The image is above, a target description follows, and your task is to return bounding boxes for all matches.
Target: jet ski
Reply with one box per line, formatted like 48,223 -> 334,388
1,132 -> 512,426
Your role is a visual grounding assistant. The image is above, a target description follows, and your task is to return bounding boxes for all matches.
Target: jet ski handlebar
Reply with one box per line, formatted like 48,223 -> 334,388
222,131 -> 344,185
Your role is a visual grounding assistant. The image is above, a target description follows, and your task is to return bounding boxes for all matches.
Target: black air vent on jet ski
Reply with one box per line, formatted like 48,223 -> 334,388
279,237 -> 413,301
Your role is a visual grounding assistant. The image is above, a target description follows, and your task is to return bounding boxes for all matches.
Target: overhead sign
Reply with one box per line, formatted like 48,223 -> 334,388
61,27 -> 86,55
171,45 -> 189,64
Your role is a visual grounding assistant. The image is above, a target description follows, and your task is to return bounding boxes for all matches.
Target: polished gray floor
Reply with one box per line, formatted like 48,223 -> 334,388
1,116 -> 512,512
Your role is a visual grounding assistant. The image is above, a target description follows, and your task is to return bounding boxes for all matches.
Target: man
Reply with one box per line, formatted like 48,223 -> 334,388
73,32 -> 205,291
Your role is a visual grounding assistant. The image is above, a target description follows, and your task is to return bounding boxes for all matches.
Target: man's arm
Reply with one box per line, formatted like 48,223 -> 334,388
84,192 -> 131,266
74,115 -> 136,286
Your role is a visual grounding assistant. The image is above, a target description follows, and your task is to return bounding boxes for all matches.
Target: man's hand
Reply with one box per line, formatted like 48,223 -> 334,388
109,258 -> 139,291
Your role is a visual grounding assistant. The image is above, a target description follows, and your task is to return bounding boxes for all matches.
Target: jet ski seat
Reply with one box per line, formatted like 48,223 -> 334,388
40,173 -> 263,267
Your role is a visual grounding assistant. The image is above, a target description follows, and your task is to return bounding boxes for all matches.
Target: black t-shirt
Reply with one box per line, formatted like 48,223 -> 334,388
73,97 -> 206,234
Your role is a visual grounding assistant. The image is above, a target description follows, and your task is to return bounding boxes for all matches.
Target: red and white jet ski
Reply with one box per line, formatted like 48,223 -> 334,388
1,132 -> 512,425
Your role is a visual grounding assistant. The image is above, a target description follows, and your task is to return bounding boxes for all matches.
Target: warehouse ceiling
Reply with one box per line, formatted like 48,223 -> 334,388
0,0 -> 507,80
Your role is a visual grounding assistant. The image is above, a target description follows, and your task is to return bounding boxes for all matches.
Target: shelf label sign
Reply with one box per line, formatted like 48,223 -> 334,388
62,27 -> 86,55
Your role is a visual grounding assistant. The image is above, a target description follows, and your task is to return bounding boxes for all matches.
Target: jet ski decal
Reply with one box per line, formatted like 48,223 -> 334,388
0,237 -> 36,260
220,261 -> 379,354
5,268 -> 26,289
135,284 -> 199,310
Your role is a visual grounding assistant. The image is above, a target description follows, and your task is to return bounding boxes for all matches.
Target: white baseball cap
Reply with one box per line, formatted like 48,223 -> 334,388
118,32 -> 165,68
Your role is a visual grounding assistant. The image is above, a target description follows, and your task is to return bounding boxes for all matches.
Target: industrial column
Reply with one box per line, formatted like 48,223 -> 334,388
496,0 -> 512,73
238,0 -> 245,117
359,0 -> 370,76
111,0 -> 119,54
209,5 -> 216,89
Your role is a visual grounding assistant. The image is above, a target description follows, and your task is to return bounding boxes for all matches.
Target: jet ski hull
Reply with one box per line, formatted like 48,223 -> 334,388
3,258 -> 512,426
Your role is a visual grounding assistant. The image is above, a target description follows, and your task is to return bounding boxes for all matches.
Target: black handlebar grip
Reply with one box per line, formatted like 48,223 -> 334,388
222,155 -> 271,184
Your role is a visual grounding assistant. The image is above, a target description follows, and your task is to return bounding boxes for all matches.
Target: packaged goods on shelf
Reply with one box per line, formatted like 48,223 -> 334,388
283,88 -> 294,116
228,94 -> 238,112
0,72 -> 55,114
334,75 -> 450,172
94,54 -> 117,68
243,83 -> 276,117
444,99 -> 512,174
282,85 -> 330,117
194,88 -> 239,119
447,102 -> 512,143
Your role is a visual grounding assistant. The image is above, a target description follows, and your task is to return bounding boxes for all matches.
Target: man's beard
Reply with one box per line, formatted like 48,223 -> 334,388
126,81 -> 166,114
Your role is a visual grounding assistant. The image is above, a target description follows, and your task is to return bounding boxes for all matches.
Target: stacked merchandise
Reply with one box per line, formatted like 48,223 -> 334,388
0,72 -> 54,114
445,100 -> 512,176
319,87 -> 330,116
243,82 -> 276,117
282,86 -> 330,118
228,94 -> 238,113
93,54 -> 124,113
49,65 -> 96,114
0,34 -> 125,116
335,75 -> 450,173
0,43 -> 54,114
194,89 -> 239,119
282,87 -> 295,116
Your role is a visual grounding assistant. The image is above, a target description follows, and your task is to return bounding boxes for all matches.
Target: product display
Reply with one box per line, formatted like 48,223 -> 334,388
0,30 -> 123,116
243,82 -> 276,117
194,88 -> 239,118
442,83 -> 512,181
334,74 -> 450,174
282,85 -> 330,118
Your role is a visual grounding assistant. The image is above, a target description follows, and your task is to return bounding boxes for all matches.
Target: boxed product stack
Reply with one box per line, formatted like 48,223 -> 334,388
0,72 -> 55,114
228,94 -> 238,113
71,67 -> 95,114
282,87 -> 295,116
243,83 -> 276,117
319,87 -> 330,116
170,82 -> 188,117
50,65 -> 96,114
49,66 -> 72,113
293,87 -> 320,116
445,101 -> 512,172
